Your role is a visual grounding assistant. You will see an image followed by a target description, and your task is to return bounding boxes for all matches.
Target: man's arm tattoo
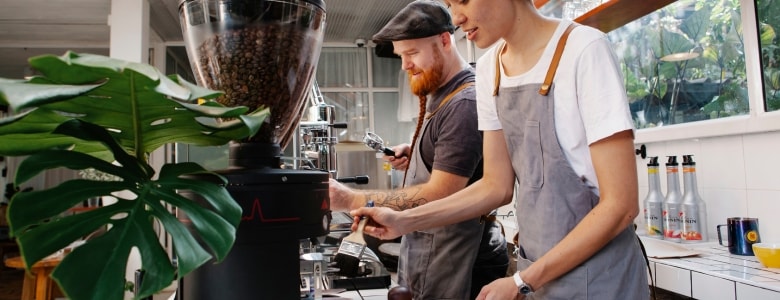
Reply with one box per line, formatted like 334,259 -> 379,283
365,187 -> 428,210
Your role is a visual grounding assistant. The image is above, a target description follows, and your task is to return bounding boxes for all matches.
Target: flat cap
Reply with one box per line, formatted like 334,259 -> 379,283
372,0 -> 456,42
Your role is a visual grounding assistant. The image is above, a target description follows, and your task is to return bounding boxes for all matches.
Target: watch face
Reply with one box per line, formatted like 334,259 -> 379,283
519,284 -> 533,295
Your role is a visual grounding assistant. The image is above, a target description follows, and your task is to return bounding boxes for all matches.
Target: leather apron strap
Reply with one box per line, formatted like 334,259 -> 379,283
425,82 -> 474,119
492,23 -> 579,97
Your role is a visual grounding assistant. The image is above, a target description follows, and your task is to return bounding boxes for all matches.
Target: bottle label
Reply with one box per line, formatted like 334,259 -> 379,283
681,206 -> 704,241
663,207 -> 682,240
644,202 -> 664,238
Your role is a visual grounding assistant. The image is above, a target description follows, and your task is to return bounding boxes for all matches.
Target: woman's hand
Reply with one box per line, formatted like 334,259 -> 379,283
476,277 -> 521,300
349,206 -> 408,240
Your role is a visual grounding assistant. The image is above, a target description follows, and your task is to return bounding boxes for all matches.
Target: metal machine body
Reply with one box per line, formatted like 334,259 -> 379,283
296,82 -> 345,177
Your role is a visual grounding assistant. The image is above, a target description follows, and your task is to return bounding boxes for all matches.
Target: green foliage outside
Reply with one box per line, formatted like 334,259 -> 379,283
757,0 -> 780,111
611,0 -> 750,128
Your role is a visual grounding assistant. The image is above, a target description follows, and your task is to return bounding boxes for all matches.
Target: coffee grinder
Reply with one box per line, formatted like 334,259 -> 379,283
177,0 -> 328,299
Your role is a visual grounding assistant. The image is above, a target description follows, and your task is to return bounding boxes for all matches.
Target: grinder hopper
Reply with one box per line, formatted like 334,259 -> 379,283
179,0 -> 325,150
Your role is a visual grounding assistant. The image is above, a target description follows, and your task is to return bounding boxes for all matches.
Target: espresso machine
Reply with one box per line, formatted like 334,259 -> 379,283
295,82 -> 342,175
177,0 -> 329,299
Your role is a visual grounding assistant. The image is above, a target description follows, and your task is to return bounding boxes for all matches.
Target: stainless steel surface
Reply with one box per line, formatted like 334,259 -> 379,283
297,83 -> 341,176
335,143 -> 390,191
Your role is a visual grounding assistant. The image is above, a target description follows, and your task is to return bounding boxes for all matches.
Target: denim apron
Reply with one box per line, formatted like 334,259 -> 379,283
493,24 -> 649,299
397,83 -> 488,299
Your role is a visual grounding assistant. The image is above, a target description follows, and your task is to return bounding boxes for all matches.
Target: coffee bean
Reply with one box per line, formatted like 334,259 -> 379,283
194,22 -> 320,145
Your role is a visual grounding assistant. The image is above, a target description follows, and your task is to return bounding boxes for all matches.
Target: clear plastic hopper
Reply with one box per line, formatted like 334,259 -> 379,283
179,0 -> 325,148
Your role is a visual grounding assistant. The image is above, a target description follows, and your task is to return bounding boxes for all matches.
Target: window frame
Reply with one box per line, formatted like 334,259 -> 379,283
633,0 -> 780,144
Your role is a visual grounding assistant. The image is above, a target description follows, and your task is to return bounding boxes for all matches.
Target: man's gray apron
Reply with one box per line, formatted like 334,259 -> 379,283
398,88 -> 486,300
493,23 -> 649,299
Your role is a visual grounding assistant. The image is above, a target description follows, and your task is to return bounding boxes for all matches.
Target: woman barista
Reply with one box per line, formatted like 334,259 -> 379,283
350,0 -> 650,298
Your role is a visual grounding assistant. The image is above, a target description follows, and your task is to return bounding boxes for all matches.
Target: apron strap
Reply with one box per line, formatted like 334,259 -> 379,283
539,23 -> 578,96
426,82 -> 475,119
492,22 -> 579,97
492,43 -> 506,97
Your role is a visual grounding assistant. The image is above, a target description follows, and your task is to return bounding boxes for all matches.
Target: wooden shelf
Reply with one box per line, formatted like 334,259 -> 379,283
535,0 -> 678,33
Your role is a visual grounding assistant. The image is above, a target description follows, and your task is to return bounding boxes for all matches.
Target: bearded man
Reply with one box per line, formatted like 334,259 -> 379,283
327,1 -> 508,298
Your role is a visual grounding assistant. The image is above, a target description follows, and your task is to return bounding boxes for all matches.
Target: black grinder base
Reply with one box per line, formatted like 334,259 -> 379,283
178,142 -> 331,299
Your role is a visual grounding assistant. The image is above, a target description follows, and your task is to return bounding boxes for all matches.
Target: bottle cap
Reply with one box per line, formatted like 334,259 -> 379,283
666,155 -> 678,166
682,155 -> 695,166
647,156 -> 659,167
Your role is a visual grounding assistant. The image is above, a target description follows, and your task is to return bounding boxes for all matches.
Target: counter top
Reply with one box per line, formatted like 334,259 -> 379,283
641,237 -> 780,299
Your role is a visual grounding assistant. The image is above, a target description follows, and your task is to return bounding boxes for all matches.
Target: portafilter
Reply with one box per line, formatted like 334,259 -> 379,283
363,132 -> 396,156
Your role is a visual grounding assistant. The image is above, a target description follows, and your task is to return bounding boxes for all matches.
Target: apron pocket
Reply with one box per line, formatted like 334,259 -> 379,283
521,120 -> 543,189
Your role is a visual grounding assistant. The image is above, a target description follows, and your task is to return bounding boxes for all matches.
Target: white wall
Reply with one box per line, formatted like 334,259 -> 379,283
635,130 -> 780,243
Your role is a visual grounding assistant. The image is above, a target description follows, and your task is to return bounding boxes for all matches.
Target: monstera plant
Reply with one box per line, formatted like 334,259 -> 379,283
0,51 -> 268,300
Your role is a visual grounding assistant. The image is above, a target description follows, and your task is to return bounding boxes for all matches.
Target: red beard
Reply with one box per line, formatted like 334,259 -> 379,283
408,47 -> 444,97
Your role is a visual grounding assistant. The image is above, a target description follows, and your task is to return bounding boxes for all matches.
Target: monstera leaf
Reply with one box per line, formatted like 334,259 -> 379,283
0,52 -> 268,300
0,52 -> 266,160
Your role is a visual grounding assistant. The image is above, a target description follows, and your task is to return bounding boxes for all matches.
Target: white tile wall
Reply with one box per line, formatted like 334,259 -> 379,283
636,130 -> 780,242
698,135 -> 746,190
743,132 -> 780,191
746,190 -> 780,244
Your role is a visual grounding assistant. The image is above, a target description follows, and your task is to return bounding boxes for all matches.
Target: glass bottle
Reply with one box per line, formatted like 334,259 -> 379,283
663,156 -> 683,242
643,156 -> 665,239
680,155 -> 708,243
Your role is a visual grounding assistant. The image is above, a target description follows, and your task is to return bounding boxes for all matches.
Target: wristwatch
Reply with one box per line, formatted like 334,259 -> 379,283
513,272 -> 534,295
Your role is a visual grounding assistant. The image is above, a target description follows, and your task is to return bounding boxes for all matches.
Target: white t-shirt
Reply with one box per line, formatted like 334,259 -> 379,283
476,20 -> 634,195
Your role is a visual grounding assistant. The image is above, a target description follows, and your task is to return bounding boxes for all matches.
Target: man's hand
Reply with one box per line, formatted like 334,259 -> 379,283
328,178 -> 358,211
349,206 -> 408,240
476,277 -> 521,300
385,144 -> 411,170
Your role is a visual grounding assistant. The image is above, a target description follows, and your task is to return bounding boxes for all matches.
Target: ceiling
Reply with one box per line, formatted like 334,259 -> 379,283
0,0 -> 415,78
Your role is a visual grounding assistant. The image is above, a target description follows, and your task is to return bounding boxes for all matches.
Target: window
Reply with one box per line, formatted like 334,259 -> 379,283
756,0 -> 780,112
321,91 -> 370,142
372,53 -> 401,88
608,0 -> 748,129
316,47 -> 410,144
316,47 -> 368,88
